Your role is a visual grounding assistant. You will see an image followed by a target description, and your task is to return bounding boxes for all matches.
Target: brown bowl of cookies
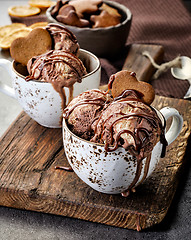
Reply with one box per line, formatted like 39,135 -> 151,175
46,0 -> 132,57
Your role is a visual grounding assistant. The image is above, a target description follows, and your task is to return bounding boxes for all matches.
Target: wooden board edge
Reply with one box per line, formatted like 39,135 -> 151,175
0,184 -> 180,231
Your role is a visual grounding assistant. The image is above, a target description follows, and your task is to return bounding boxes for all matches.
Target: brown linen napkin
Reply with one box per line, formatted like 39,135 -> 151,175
11,0 -> 191,99
123,0 -> 191,98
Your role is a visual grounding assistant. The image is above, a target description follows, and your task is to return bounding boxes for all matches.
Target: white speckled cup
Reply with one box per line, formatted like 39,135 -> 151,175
0,49 -> 101,128
63,107 -> 183,194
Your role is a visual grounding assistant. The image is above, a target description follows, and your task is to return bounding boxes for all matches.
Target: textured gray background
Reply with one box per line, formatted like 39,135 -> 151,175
0,1 -> 191,239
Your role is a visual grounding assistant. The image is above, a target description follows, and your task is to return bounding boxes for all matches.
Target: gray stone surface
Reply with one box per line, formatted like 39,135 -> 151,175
0,1 -> 22,137
0,1 -> 191,239
0,159 -> 191,240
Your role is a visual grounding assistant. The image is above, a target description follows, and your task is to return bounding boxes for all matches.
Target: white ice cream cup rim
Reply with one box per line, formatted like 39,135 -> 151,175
63,118 -> 108,148
63,107 -> 165,148
12,48 -> 101,82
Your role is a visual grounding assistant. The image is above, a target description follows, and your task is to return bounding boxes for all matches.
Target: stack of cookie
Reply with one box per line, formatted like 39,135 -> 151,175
0,22 -> 48,50
7,0 -> 54,26
0,0 -> 56,49
51,0 -> 122,28
8,0 -> 55,18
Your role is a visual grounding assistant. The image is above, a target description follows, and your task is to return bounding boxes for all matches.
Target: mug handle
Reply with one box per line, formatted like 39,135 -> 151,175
160,107 -> 183,145
0,59 -> 16,99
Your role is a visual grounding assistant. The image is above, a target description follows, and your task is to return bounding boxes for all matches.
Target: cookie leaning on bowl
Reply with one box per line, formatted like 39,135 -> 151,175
0,27 -> 32,50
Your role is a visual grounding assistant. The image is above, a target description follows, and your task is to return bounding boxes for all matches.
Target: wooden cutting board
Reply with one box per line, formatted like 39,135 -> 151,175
0,44 -> 190,231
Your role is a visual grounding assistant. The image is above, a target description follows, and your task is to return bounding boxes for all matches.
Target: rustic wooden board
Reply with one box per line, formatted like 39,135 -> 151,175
0,44 -> 190,231
0,96 -> 190,231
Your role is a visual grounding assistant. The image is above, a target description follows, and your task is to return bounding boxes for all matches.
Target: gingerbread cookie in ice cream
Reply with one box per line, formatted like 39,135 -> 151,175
63,70 -> 166,161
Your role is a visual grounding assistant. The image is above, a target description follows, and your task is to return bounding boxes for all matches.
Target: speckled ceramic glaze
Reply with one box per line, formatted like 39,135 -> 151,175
46,0 -> 132,57
63,107 -> 183,194
0,49 -> 101,128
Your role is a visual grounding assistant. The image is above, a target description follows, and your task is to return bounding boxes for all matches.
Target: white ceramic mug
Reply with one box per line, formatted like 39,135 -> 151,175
63,107 -> 183,195
0,49 -> 101,128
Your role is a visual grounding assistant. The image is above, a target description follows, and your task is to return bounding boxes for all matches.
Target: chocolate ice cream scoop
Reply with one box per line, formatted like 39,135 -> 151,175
91,90 -> 164,160
46,23 -> 79,54
63,89 -> 112,140
62,90 -> 183,197
62,68 -> 167,161
26,50 -> 87,109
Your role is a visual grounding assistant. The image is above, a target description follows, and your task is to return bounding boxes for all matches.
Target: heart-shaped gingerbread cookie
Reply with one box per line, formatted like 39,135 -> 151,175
10,28 -> 52,66
109,70 -> 155,105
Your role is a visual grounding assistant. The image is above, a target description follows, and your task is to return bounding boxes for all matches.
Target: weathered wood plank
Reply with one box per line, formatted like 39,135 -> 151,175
99,43 -> 164,93
122,44 -> 164,82
0,95 -> 190,230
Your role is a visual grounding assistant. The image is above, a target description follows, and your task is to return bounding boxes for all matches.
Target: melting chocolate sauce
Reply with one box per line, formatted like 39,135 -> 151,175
93,90 -> 167,192
121,153 -> 152,197
101,93 -> 167,159
108,74 -> 115,90
55,166 -> 74,172
46,23 -> 78,44
136,214 -> 142,231
64,88 -> 167,161
112,93 -> 167,192
130,71 -> 136,77
63,90 -> 108,119
26,50 -> 87,110
114,89 -> 144,101
139,154 -> 152,185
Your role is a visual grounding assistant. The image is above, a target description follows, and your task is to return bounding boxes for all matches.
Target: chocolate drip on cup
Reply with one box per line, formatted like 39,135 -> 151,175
46,23 -> 79,54
26,50 -> 87,110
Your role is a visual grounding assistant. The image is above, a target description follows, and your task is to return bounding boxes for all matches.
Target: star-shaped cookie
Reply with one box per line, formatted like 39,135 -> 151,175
90,10 -> 121,28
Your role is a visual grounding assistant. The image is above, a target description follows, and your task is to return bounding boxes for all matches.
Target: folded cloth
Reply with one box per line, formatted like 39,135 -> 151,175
11,0 -> 191,99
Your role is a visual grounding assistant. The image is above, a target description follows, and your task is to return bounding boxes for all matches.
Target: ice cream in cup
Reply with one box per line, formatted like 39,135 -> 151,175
0,23 -> 101,128
62,70 -> 183,196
